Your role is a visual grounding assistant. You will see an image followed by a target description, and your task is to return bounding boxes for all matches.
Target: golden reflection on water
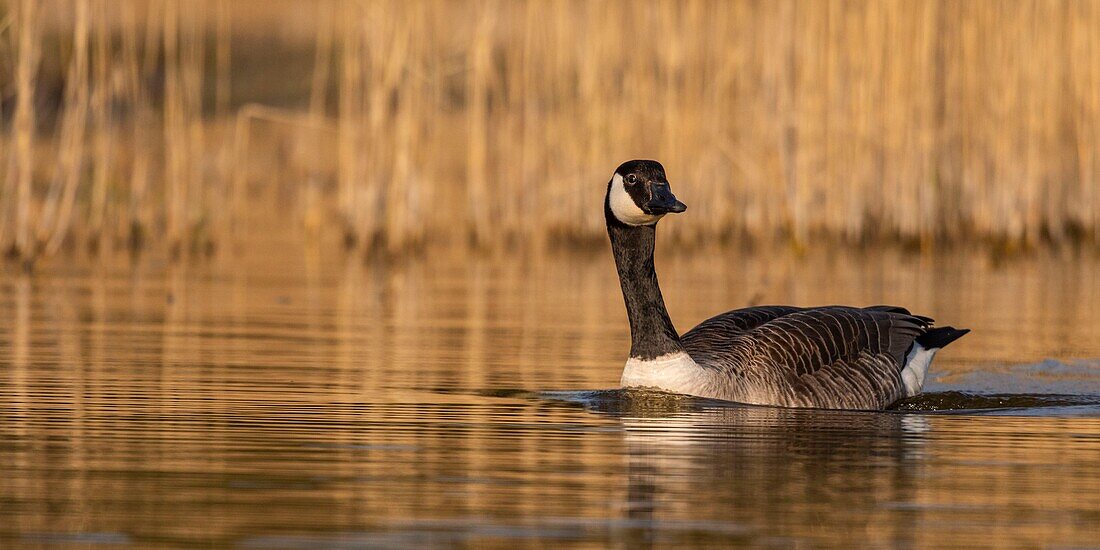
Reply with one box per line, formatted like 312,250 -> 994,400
0,245 -> 1098,546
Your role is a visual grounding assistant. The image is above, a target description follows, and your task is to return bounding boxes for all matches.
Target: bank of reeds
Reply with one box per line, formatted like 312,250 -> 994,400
1,0 -> 1098,261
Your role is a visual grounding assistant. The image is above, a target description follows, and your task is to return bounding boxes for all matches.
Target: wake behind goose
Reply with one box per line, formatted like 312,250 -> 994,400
604,159 -> 969,410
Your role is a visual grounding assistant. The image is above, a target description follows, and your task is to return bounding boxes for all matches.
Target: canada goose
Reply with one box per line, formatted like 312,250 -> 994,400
605,159 -> 969,410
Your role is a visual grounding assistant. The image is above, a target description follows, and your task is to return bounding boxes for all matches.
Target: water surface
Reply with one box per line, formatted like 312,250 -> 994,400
1,244 -> 1099,547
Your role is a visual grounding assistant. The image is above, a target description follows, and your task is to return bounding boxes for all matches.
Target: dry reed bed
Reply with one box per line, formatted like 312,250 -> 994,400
1,0 -> 1098,260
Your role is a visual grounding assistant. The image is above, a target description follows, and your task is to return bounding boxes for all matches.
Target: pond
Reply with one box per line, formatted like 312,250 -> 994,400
1,241 -> 1098,547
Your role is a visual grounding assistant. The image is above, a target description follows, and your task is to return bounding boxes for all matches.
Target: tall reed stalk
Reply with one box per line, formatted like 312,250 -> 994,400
121,0 -> 154,249
336,0 -> 364,245
87,0 -> 112,250
465,4 -> 493,248
9,0 -> 39,259
37,0 -> 89,256
162,0 -> 185,255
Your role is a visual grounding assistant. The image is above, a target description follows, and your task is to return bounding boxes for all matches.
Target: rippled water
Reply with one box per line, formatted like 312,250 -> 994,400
1,243 -> 1099,547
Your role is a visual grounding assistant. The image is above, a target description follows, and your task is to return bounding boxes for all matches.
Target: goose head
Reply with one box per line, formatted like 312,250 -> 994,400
606,160 -> 687,226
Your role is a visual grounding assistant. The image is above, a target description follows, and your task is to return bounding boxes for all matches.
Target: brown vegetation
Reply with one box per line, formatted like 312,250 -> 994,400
1,0 -> 1098,260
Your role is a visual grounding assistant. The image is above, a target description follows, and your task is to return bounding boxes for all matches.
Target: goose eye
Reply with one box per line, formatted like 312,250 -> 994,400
625,174 -> 637,185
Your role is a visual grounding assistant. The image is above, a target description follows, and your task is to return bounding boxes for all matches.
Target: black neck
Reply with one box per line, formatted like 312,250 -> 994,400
605,197 -> 684,360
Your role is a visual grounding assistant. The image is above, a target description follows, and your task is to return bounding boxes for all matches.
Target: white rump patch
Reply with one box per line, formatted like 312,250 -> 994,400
621,351 -> 705,395
609,173 -> 664,226
901,342 -> 938,397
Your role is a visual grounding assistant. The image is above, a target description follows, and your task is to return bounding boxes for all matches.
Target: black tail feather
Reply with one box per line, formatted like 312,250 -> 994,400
865,305 -> 934,326
865,305 -> 913,315
915,326 -> 970,350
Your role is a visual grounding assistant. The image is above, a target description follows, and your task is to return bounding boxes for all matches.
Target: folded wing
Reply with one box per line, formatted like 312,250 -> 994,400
681,305 -> 933,409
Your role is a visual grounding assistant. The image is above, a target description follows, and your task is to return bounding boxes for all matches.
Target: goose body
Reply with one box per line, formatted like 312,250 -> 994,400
606,160 -> 969,410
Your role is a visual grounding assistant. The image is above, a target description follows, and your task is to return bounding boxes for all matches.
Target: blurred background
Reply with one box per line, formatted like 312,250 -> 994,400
1,0 -> 1098,262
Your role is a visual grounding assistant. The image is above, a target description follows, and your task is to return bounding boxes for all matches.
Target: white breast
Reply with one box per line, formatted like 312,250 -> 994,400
609,173 -> 664,226
621,351 -> 708,395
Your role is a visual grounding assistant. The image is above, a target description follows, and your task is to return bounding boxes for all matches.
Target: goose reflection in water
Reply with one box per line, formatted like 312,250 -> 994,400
572,391 -> 934,547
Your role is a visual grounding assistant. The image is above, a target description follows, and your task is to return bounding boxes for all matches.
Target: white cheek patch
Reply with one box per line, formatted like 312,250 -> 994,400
610,173 -> 664,226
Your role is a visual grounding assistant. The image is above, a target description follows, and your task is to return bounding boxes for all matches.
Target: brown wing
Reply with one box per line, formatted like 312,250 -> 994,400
681,305 -> 933,409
